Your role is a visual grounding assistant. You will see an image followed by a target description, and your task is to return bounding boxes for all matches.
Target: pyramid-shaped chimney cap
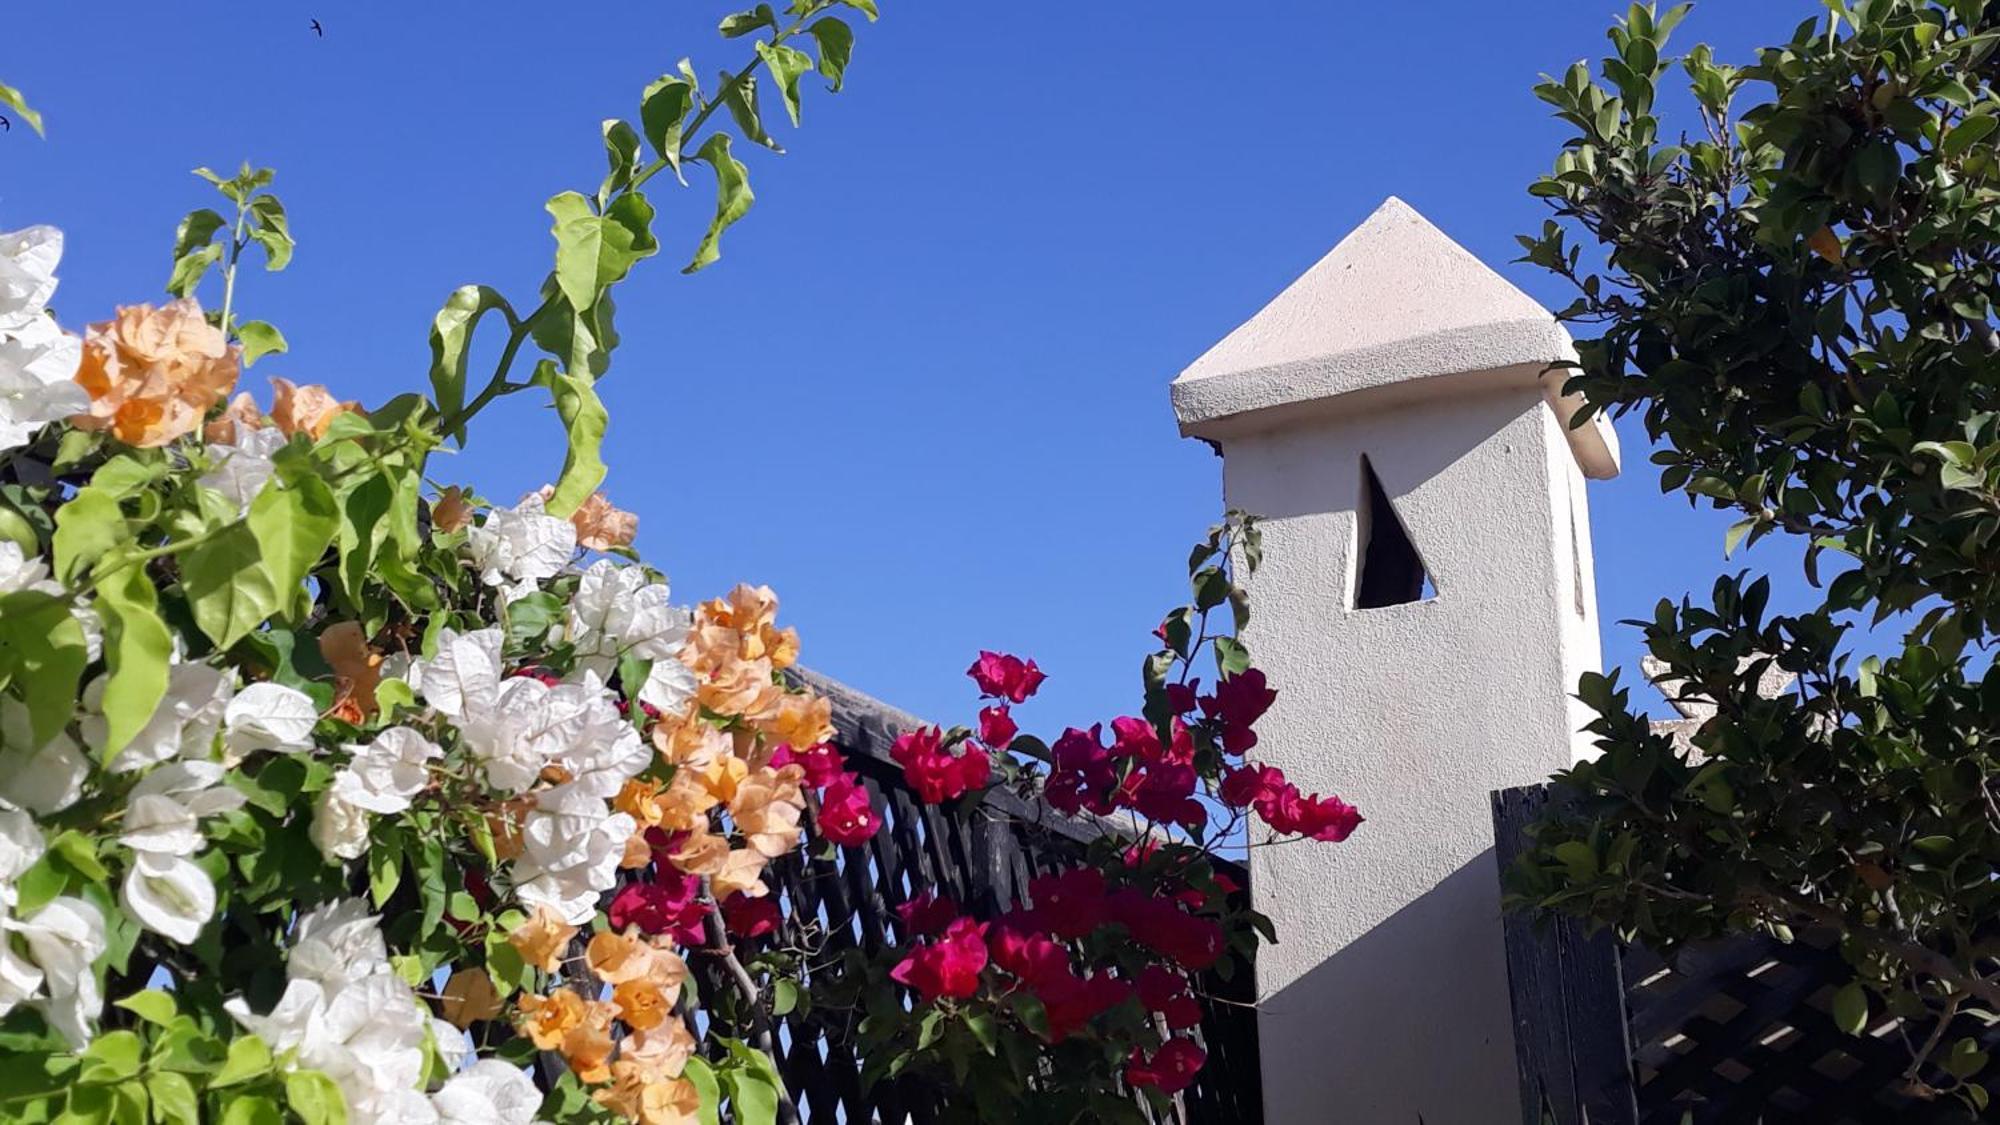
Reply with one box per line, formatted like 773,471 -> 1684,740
1172,197 -> 1619,479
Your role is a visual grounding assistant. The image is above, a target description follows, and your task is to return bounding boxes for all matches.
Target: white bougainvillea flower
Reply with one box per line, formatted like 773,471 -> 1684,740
465,493 -> 574,601
120,851 -> 216,945
512,806 -> 635,924
0,801 -> 46,907
431,1059 -> 543,1125
430,1017 -> 471,1072
566,559 -> 699,711
310,789 -> 370,863
330,727 -> 441,815
0,226 -> 90,454
0,226 -> 63,325
222,681 -> 318,758
411,627 -> 503,719
225,975 -> 324,1053
456,675 -> 592,795
92,660 -> 233,773
287,898 -> 390,988
567,560 -> 691,671
0,698 -> 87,815
0,541 -> 60,598
536,672 -> 649,810
125,760 -> 248,825
118,794 -> 203,857
226,900 -> 435,1124
11,895 -> 105,1048
197,425 -> 286,514
0,939 -> 43,1020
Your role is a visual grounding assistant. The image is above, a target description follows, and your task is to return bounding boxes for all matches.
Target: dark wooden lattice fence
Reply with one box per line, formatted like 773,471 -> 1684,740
692,671 -> 1261,1124
1493,784 -> 1998,1125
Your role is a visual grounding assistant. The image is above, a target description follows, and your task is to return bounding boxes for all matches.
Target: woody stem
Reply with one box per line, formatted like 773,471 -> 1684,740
698,877 -> 800,1125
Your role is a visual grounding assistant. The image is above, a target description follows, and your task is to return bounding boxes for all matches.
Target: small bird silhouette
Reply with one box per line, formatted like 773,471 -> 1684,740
310,18 -> 323,37
0,116 -> 9,133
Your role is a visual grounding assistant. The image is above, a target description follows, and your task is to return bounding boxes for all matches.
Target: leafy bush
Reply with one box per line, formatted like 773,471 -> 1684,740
1511,0 -> 2000,1108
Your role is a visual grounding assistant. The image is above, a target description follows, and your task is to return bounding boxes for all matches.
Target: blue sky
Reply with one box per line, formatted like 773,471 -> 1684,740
4,2 -> 1800,736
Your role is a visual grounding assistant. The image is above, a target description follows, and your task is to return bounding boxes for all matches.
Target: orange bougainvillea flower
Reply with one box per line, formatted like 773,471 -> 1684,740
431,486 -> 474,533
566,489 -> 639,552
666,827 -> 728,877
760,692 -> 833,759
596,1072 -> 702,1125
620,1021 -> 697,1085
711,847 -> 770,901
516,987 -> 585,1050
729,768 -> 805,859
203,391 -> 265,444
612,979 -> 671,1031
438,967 -> 504,1029
508,905 -> 578,974
696,656 -> 784,722
269,376 -> 359,439
653,710 -> 728,772
72,298 -> 240,448
561,999 -> 621,1084
319,621 -> 383,723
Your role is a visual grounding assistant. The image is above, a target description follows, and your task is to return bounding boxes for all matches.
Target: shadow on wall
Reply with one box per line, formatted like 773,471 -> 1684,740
1256,852 -> 1522,1125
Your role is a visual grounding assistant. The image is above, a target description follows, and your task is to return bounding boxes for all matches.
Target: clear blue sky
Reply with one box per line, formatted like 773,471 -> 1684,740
5,2 -> 1801,734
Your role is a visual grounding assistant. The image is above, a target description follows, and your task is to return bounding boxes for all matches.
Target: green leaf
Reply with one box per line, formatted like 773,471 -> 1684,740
719,4 -> 778,37
601,118 -> 642,199
1831,981 -> 1868,1034
0,80 -> 45,136
0,591 -> 89,745
836,0 -> 878,19
170,209 -> 226,265
248,194 -> 293,271
534,364 -> 609,519
78,1031 -> 143,1084
546,190 -> 657,313
1723,516 -> 1757,559
368,825 -> 403,907
639,76 -> 695,179
755,42 -> 815,127
236,321 -> 288,367
210,1036 -> 272,1088
427,285 -> 514,438
112,989 -> 177,1027
685,134 -> 754,274
1944,113 -> 1998,158
684,1057 -> 722,1125
180,523 -> 278,651
808,17 -> 855,90
166,243 -> 223,300
54,485 -> 131,583
93,559 -> 172,762
1212,635 -> 1250,677
283,1070 -> 348,1125
724,1071 -> 778,1125
248,461 -> 339,621
721,72 -> 782,152
144,1073 -> 199,1125
217,1094 -> 284,1125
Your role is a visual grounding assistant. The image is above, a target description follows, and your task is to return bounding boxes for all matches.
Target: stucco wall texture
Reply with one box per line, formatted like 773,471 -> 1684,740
1172,199 -> 1615,1123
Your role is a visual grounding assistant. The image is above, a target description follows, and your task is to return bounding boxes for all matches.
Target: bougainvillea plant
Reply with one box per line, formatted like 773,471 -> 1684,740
800,511 -> 1363,1123
0,6 -> 1361,1123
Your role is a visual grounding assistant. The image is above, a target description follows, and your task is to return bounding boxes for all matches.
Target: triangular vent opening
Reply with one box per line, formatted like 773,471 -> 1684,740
1354,455 -> 1436,609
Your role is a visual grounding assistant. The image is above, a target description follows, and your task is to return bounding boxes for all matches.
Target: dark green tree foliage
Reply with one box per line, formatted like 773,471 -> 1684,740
1510,1 -> 2000,1105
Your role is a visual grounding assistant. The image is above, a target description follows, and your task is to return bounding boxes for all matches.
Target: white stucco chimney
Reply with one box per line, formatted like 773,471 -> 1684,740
1172,197 -> 1619,1123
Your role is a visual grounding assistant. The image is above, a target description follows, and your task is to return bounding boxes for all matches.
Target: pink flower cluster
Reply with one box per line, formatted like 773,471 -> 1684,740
1221,762 -> 1364,842
885,866 -> 1227,1091
608,865 -> 711,945
772,742 -> 884,848
890,727 -> 992,805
